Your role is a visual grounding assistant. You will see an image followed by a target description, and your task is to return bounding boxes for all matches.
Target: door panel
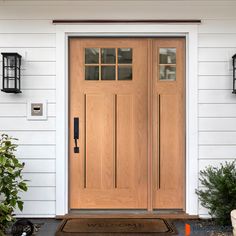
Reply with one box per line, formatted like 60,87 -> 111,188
85,94 -> 114,189
69,38 -> 148,209
152,38 -> 185,209
116,94 -> 133,189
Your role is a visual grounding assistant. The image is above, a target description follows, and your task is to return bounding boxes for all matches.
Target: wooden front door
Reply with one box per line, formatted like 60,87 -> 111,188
69,38 -> 148,209
69,38 -> 185,210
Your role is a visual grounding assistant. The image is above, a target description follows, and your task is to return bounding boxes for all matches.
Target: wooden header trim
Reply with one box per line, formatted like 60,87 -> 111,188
52,19 -> 201,24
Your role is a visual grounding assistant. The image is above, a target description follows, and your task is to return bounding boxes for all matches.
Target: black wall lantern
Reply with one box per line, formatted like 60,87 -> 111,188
1,53 -> 22,93
233,54 -> 236,94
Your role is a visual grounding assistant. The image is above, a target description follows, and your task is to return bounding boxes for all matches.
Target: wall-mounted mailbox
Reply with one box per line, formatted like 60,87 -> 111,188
27,100 -> 47,120
31,103 -> 43,116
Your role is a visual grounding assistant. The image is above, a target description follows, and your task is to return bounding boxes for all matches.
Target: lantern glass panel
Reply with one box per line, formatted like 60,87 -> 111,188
4,66 -> 15,78
7,56 -> 15,67
17,68 -> 20,78
9,78 -> 16,89
17,78 -> 20,89
16,57 -> 21,69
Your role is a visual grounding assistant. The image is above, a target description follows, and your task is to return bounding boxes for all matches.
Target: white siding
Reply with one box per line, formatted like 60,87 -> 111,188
14,201 -> 55,217
0,19 -> 57,217
199,18 -> 236,217
0,1 -> 235,217
0,103 -> 55,117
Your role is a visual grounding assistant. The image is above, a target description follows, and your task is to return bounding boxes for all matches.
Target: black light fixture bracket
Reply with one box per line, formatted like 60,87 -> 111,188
232,54 -> 236,94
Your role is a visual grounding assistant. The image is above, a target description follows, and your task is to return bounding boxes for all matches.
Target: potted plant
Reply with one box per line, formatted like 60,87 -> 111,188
0,134 -> 28,236
231,210 -> 236,236
196,161 -> 236,226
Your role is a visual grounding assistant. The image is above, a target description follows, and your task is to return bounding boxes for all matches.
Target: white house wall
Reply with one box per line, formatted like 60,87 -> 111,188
0,1 -> 235,217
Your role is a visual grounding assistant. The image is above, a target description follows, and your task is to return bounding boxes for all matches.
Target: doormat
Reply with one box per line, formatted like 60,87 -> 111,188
56,218 -> 177,235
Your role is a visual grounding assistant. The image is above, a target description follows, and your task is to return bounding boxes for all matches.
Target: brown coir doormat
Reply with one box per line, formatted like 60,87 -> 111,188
56,218 -> 177,236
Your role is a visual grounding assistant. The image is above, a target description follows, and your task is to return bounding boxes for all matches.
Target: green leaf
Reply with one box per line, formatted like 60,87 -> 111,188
19,182 -> 27,192
17,201 -> 24,211
10,199 -> 16,208
0,156 -> 7,165
5,214 -> 12,222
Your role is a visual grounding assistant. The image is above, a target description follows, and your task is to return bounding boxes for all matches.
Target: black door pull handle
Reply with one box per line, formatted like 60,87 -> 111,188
74,117 -> 80,153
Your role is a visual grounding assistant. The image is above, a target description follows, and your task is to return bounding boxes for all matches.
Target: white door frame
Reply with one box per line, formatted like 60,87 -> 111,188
55,24 -> 199,216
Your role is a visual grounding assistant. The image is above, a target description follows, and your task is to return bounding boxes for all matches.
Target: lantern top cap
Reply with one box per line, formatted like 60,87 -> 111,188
233,54 -> 236,59
1,52 -> 22,58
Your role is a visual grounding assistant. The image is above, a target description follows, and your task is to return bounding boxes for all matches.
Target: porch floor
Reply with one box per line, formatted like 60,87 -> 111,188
29,218 -> 233,236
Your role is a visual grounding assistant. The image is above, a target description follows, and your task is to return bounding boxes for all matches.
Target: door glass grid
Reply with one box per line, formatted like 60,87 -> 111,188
85,48 -> 133,80
159,48 -> 176,81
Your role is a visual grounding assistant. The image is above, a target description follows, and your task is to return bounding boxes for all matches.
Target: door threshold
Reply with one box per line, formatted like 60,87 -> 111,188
56,210 -> 198,219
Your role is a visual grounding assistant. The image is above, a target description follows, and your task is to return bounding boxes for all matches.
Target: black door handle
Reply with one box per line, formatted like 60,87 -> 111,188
74,117 -> 80,153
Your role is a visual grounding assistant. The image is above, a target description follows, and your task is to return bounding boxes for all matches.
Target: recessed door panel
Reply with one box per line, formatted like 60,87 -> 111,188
116,94 -> 133,189
85,94 -> 114,189
69,38 -> 148,209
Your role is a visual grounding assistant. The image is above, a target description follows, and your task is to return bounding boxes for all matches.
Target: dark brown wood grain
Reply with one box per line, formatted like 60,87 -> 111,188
53,19 -> 201,24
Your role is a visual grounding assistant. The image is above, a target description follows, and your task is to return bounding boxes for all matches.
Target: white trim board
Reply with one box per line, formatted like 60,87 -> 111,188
55,24 -> 198,216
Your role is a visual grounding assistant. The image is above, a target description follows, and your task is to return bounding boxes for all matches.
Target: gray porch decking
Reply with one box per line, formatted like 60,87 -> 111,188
30,219 -> 233,236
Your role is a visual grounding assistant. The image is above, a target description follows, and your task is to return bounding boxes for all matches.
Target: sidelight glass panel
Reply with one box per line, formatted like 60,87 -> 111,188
118,48 -> 132,64
159,48 -> 176,64
85,48 -> 99,64
101,66 -> 115,80
85,66 -> 99,80
159,66 -> 176,81
118,66 -> 132,80
101,48 -> 116,64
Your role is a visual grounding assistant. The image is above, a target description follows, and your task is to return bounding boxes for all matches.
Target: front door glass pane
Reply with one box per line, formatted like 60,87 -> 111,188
160,66 -> 176,81
118,48 -> 132,64
101,48 -> 116,64
85,48 -> 99,64
101,66 -> 116,80
85,66 -> 99,80
159,48 -> 176,64
118,66 -> 132,80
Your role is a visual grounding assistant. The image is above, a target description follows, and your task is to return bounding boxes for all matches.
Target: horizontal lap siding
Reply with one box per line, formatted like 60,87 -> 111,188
0,20 -> 56,216
198,20 -> 236,216
23,173 -> 56,187
0,103 -> 56,117
0,117 -> 56,130
0,90 -> 56,103
14,201 -> 55,217
16,145 -> 56,159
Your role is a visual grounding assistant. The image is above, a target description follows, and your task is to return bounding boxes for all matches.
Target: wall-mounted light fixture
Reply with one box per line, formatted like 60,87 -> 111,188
1,53 -> 22,93
233,54 -> 236,94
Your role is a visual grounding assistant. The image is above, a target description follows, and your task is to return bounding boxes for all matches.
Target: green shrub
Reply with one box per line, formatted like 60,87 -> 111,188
0,134 -> 28,235
196,161 -> 236,225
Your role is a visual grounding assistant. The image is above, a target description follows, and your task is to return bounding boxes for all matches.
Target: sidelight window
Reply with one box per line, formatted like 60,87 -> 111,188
159,48 -> 176,81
